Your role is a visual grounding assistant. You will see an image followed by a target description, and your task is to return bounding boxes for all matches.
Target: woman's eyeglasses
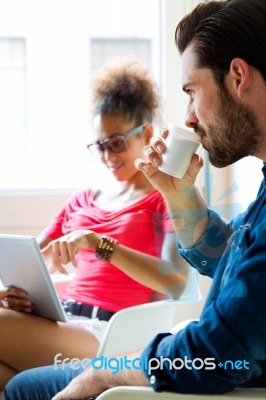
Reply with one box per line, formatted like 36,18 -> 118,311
87,124 -> 146,158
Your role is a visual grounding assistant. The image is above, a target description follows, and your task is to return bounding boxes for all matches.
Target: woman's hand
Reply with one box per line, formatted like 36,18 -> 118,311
0,287 -> 32,313
135,128 -> 203,198
42,230 -> 99,274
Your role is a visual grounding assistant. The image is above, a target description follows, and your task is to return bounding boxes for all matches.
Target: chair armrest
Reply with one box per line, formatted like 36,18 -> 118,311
97,300 -> 179,358
96,386 -> 266,400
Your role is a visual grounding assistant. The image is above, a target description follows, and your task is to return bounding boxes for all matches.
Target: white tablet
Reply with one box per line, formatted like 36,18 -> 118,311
0,234 -> 67,322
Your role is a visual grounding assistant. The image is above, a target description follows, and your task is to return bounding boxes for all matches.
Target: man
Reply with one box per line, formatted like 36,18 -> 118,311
4,0 -> 266,398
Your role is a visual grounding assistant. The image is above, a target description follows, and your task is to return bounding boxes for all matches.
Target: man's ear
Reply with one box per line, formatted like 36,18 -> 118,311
229,58 -> 251,98
143,123 -> 153,145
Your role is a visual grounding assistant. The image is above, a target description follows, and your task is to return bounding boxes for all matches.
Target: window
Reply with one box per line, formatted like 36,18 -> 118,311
91,38 -> 152,74
0,38 -> 26,154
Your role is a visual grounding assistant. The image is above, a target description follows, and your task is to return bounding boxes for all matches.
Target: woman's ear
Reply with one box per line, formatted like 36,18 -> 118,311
143,123 -> 153,145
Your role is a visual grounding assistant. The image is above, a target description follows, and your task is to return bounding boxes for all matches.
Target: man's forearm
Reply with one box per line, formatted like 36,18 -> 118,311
104,349 -> 150,389
164,186 -> 209,248
52,349 -> 149,400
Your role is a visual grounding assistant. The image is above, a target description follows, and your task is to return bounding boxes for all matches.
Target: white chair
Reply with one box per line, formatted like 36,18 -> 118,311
97,299 -> 186,358
96,386 -> 266,400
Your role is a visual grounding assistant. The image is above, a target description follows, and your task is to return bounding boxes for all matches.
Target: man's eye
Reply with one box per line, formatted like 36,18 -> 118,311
188,90 -> 195,99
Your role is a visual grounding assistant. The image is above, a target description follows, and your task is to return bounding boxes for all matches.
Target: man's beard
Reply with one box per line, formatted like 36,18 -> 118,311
196,87 -> 261,168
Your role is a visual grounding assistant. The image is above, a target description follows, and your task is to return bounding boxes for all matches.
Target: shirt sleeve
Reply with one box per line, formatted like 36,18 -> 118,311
40,203 -> 66,239
40,189 -> 87,239
141,216 -> 266,394
179,209 -> 233,278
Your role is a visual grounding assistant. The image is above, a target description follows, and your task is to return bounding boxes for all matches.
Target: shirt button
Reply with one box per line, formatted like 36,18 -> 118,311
201,260 -> 207,266
150,375 -> 156,385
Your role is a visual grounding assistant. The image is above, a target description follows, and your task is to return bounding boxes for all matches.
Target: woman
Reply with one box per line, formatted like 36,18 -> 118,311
0,58 -> 188,389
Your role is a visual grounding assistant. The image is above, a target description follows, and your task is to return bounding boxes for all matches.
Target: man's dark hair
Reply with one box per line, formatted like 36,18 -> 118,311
175,0 -> 266,86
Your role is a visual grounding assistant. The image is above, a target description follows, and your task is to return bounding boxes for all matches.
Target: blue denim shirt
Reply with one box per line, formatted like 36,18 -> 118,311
142,164 -> 266,394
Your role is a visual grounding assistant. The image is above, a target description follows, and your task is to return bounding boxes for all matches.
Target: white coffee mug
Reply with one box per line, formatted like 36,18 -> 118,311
158,123 -> 201,179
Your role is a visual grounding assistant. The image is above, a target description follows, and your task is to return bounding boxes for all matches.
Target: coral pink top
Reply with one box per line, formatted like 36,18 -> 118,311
42,189 -> 173,312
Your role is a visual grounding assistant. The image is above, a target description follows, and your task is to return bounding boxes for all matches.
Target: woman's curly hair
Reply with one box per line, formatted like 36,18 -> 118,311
90,58 -> 161,125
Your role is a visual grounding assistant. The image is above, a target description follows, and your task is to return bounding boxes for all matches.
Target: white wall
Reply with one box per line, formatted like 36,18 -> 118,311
0,192 -> 68,236
233,156 -> 264,213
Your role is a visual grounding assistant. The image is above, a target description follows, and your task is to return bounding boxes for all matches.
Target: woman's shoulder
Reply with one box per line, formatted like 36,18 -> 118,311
65,187 -> 95,206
